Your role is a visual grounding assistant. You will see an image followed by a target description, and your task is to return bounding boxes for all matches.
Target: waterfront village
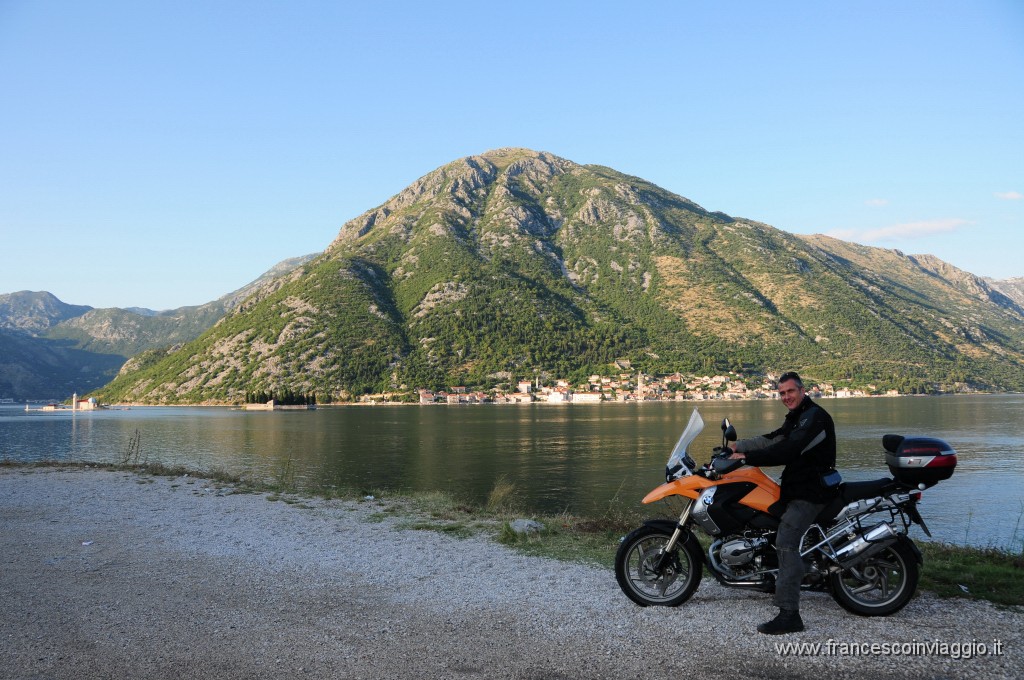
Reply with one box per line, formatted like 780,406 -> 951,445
399,368 -> 897,405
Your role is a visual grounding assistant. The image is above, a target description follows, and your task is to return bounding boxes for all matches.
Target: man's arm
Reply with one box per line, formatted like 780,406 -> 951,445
734,434 -> 782,454
741,407 -> 828,467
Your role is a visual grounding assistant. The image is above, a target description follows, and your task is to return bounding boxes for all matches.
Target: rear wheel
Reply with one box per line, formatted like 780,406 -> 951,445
615,525 -> 703,607
829,536 -> 920,616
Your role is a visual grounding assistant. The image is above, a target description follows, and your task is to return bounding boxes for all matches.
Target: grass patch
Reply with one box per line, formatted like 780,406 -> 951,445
496,512 -> 639,566
364,487 -> 499,538
918,542 -> 1024,607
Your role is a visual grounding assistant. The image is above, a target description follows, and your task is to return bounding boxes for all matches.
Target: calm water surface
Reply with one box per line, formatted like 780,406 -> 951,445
2,395 -> 1022,550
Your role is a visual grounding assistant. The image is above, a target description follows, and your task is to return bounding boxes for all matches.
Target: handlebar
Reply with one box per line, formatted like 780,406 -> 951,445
707,449 -> 745,478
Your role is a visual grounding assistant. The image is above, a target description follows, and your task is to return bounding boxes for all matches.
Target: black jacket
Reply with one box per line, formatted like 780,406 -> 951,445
736,396 -> 837,503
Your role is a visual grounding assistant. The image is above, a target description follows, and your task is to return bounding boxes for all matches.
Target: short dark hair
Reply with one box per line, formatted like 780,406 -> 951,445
778,371 -> 803,388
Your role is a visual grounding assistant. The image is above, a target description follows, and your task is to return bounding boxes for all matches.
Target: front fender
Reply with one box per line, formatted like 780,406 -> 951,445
642,518 -> 683,534
642,476 -> 712,504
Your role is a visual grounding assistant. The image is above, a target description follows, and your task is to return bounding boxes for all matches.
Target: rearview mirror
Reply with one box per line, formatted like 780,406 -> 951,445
721,418 -> 737,443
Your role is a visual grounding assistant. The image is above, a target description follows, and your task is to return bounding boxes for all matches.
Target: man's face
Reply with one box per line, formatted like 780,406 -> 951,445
778,379 -> 805,411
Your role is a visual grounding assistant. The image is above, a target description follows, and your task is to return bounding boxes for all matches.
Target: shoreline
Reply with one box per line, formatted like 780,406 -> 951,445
2,467 -> 1021,679
12,390 -> 1019,409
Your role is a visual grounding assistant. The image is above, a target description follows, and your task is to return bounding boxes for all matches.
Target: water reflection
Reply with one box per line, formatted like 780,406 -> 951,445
1,395 -> 1021,551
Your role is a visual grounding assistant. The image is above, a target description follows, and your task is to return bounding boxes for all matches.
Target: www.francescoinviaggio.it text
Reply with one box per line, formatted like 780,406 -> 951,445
775,638 -> 1005,659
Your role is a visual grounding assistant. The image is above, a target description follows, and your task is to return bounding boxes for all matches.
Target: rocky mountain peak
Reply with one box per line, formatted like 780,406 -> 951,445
0,291 -> 92,334
87,150 -> 1024,403
909,254 -> 1023,313
329,149 -> 579,250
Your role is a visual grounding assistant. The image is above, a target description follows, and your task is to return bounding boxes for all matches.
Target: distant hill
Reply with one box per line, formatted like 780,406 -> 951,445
986,277 -> 1024,308
0,291 -> 91,334
91,148 -> 1024,404
0,255 -> 316,400
0,329 -> 125,400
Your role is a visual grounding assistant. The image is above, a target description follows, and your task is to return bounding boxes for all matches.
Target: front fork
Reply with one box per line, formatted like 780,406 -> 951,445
654,499 -> 695,570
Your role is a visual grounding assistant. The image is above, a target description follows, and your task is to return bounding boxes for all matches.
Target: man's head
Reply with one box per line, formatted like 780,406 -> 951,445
777,371 -> 806,411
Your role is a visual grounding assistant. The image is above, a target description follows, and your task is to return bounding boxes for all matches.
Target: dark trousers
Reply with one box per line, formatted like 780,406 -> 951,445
775,499 -> 824,611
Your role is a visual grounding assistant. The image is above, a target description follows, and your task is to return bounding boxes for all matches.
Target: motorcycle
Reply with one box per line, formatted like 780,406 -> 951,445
614,409 -> 957,616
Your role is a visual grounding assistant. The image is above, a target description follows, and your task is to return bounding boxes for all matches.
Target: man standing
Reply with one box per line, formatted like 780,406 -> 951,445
728,372 -> 836,635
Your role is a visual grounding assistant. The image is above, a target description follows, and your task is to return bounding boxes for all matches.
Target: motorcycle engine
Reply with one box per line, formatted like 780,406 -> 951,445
720,536 -> 769,567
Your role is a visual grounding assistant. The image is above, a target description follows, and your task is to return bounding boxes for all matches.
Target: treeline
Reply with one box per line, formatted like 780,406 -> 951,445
244,390 -> 318,406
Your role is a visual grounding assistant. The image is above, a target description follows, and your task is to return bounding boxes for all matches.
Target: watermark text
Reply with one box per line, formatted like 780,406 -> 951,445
775,638 -> 1005,660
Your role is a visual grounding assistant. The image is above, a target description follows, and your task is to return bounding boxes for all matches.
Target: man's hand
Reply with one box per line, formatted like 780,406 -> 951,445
728,452 -> 745,461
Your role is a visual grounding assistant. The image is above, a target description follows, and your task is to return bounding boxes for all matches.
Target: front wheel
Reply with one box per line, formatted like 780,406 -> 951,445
615,525 -> 703,607
829,536 -> 920,616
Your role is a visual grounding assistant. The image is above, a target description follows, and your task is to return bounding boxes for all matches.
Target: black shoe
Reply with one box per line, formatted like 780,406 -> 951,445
757,609 -> 804,635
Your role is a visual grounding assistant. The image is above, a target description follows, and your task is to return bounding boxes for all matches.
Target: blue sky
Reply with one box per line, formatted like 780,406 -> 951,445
1,1 -> 1022,310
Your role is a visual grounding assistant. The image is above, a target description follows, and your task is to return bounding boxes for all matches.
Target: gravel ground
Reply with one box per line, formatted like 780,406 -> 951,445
1,468 -> 1020,680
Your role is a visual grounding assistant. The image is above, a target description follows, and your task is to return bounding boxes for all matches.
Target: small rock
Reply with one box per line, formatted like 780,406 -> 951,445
510,519 -> 544,535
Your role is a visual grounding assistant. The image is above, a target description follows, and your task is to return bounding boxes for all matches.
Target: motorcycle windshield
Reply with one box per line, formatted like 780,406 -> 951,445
667,408 -> 704,470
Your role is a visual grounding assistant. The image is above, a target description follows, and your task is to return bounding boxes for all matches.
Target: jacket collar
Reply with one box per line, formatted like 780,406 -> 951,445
786,395 -> 813,418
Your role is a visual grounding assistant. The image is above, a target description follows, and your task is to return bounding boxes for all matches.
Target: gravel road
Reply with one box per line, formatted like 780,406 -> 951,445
1,468 -> 1020,679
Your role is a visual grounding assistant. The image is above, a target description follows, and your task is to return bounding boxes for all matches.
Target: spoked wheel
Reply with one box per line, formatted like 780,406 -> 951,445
615,525 -> 703,607
829,536 -> 920,616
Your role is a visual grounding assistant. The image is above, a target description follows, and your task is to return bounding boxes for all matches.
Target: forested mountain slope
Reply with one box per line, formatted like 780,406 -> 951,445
0,257 -> 314,400
94,149 -> 1024,403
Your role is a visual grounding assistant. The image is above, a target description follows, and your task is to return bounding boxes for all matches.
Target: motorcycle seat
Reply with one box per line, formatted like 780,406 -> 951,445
840,478 -> 900,503
769,477 -> 903,525
812,478 -> 900,525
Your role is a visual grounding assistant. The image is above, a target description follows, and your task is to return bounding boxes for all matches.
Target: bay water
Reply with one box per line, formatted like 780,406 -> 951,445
2,395 -> 1021,551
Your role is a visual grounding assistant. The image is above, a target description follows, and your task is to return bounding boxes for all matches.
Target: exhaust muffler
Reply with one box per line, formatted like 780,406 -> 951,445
834,523 -> 898,569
